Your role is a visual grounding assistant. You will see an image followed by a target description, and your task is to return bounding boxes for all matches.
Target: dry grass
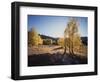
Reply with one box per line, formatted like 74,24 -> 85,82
28,45 -> 87,57
28,45 -> 87,66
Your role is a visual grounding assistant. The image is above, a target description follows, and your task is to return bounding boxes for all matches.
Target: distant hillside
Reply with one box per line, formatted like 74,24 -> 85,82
81,37 -> 88,45
39,34 -> 58,41
39,34 -> 87,45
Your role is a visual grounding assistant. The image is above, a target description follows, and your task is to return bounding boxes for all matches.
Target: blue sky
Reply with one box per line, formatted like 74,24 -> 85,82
28,15 -> 88,38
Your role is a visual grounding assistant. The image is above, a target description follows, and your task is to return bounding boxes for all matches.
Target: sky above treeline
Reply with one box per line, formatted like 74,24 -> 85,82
28,15 -> 88,38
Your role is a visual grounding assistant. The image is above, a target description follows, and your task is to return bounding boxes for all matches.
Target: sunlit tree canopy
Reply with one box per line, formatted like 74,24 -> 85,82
28,28 -> 43,46
64,18 -> 84,55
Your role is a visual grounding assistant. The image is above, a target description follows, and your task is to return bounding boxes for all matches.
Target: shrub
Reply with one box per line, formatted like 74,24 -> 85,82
43,39 -> 52,45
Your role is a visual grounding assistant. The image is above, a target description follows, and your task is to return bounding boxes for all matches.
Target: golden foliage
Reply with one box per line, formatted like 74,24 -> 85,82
28,28 -> 43,46
57,38 -> 64,47
64,18 -> 85,54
